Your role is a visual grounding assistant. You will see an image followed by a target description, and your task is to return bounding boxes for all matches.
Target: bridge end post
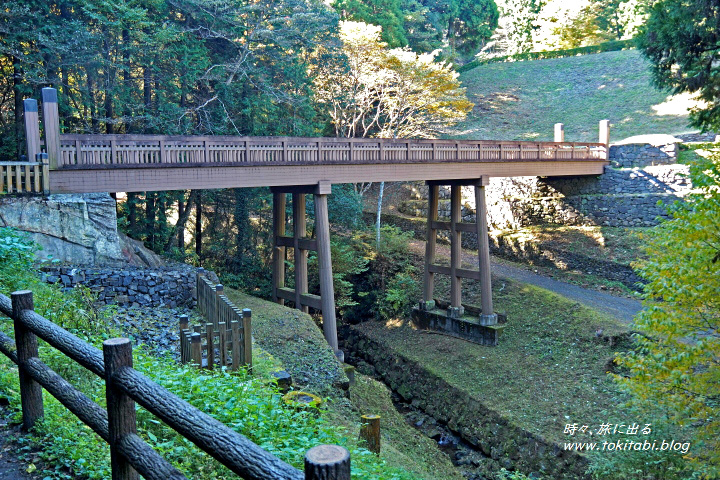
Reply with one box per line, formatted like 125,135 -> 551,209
554,123 -> 565,143
41,88 -> 60,170
599,119 -> 611,160
23,99 -> 41,165
313,181 -> 341,359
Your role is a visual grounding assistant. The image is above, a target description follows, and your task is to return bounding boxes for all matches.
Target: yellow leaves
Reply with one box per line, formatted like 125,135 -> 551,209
314,21 -> 473,138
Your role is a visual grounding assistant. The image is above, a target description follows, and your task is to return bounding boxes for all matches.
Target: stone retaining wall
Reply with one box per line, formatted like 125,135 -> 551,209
342,325 -> 590,480
41,265 -> 200,308
400,144 -> 694,229
608,143 -> 676,168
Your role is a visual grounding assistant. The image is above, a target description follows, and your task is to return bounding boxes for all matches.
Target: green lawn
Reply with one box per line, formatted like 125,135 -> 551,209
454,49 -> 697,142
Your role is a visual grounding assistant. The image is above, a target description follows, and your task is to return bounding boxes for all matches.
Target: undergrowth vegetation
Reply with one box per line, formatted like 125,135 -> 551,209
0,227 -> 419,479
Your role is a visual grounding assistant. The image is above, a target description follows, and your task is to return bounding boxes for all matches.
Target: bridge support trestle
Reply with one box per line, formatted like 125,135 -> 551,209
271,182 -> 341,359
414,176 -> 503,345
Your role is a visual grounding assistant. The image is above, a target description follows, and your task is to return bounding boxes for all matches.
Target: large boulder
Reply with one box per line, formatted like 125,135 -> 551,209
0,193 -> 162,267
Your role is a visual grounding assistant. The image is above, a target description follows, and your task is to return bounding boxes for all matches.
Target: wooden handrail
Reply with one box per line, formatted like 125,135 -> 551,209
0,290 -> 349,480
56,133 -> 607,170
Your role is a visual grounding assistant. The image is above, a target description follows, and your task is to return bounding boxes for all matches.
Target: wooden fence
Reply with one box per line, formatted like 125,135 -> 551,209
178,310 -> 251,371
0,289 -> 350,480
0,159 -> 48,194
56,133 -> 607,169
191,271 -> 253,370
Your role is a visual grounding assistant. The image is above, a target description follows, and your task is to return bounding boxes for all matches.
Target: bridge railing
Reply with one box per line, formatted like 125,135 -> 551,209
0,289 -> 349,480
0,157 -> 48,194
57,133 -> 607,169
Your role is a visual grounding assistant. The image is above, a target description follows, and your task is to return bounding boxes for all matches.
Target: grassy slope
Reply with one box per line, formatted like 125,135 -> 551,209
224,289 -> 462,480
454,49 -> 695,142
357,275 -> 630,446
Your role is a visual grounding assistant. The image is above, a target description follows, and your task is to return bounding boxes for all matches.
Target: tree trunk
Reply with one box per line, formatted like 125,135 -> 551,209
87,69 -> 98,132
233,188 -> 251,267
146,193 -> 156,250
127,192 -> 138,237
122,29 -> 132,133
103,34 -> 115,134
12,59 -> 23,159
376,181 -> 385,245
143,66 -> 152,117
195,191 -> 203,260
177,196 -> 185,250
164,191 -> 197,253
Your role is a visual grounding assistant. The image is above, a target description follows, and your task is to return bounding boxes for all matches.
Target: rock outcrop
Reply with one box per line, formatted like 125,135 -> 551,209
0,193 -> 163,267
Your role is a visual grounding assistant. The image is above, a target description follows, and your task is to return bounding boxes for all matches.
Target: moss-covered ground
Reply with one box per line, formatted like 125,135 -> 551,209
354,275 -> 631,447
224,288 -> 462,480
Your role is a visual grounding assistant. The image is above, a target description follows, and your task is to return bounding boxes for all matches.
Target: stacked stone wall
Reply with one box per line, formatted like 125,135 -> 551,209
400,144 -> 694,229
41,265 -> 199,308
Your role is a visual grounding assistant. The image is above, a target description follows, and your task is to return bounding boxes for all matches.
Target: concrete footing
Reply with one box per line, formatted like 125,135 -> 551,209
411,300 -> 505,346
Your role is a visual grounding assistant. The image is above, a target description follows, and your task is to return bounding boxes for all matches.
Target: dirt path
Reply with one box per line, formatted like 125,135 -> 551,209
0,410 -> 42,480
409,240 -> 642,324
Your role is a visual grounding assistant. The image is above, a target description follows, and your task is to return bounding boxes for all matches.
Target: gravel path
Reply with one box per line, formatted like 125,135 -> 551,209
490,261 -> 642,323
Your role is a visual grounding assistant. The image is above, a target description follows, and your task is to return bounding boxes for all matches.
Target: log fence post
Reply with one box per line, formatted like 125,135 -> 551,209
242,308 -> 252,370
304,445 -> 351,480
103,338 -> 139,480
214,284 -> 223,329
12,290 -> 44,431
205,323 -> 215,369
359,414 -> 381,454
179,315 -> 189,364
190,332 -> 202,367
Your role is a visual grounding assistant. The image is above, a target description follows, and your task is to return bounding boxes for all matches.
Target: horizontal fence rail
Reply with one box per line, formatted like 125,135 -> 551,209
57,133 -> 607,169
0,290 -> 349,480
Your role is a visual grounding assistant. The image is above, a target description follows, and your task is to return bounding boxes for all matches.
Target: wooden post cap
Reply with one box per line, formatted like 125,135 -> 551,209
304,445 -> 350,480
104,337 -> 131,347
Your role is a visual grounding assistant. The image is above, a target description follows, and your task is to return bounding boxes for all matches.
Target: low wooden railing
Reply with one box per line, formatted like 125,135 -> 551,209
57,133 -> 607,169
178,310 -> 252,371
0,290 -> 350,480
193,272 -> 253,370
0,158 -> 48,194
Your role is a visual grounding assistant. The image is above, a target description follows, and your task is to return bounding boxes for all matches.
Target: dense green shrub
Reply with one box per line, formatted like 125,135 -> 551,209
333,225 -> 420,323
0,227 -> 418,480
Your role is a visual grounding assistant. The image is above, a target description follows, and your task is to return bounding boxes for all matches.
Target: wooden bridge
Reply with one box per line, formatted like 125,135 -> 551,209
12,88 -> 610,354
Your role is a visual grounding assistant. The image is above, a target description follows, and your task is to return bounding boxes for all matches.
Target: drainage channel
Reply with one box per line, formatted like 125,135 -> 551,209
388,390 -> 523,480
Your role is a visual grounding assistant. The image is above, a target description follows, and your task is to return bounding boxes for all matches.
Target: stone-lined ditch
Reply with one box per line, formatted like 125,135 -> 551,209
341,324 -> 591,480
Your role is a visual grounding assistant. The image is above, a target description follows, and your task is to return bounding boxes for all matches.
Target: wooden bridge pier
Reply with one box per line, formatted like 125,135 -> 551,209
414,176 -> 501,345
270,182 -> 340,358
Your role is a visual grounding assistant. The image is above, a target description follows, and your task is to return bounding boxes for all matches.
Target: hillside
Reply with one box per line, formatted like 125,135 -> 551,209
453,49 -> 698,142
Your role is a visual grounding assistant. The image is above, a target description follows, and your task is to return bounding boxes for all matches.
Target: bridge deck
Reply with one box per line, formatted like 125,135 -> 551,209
50,134 -> 608,193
